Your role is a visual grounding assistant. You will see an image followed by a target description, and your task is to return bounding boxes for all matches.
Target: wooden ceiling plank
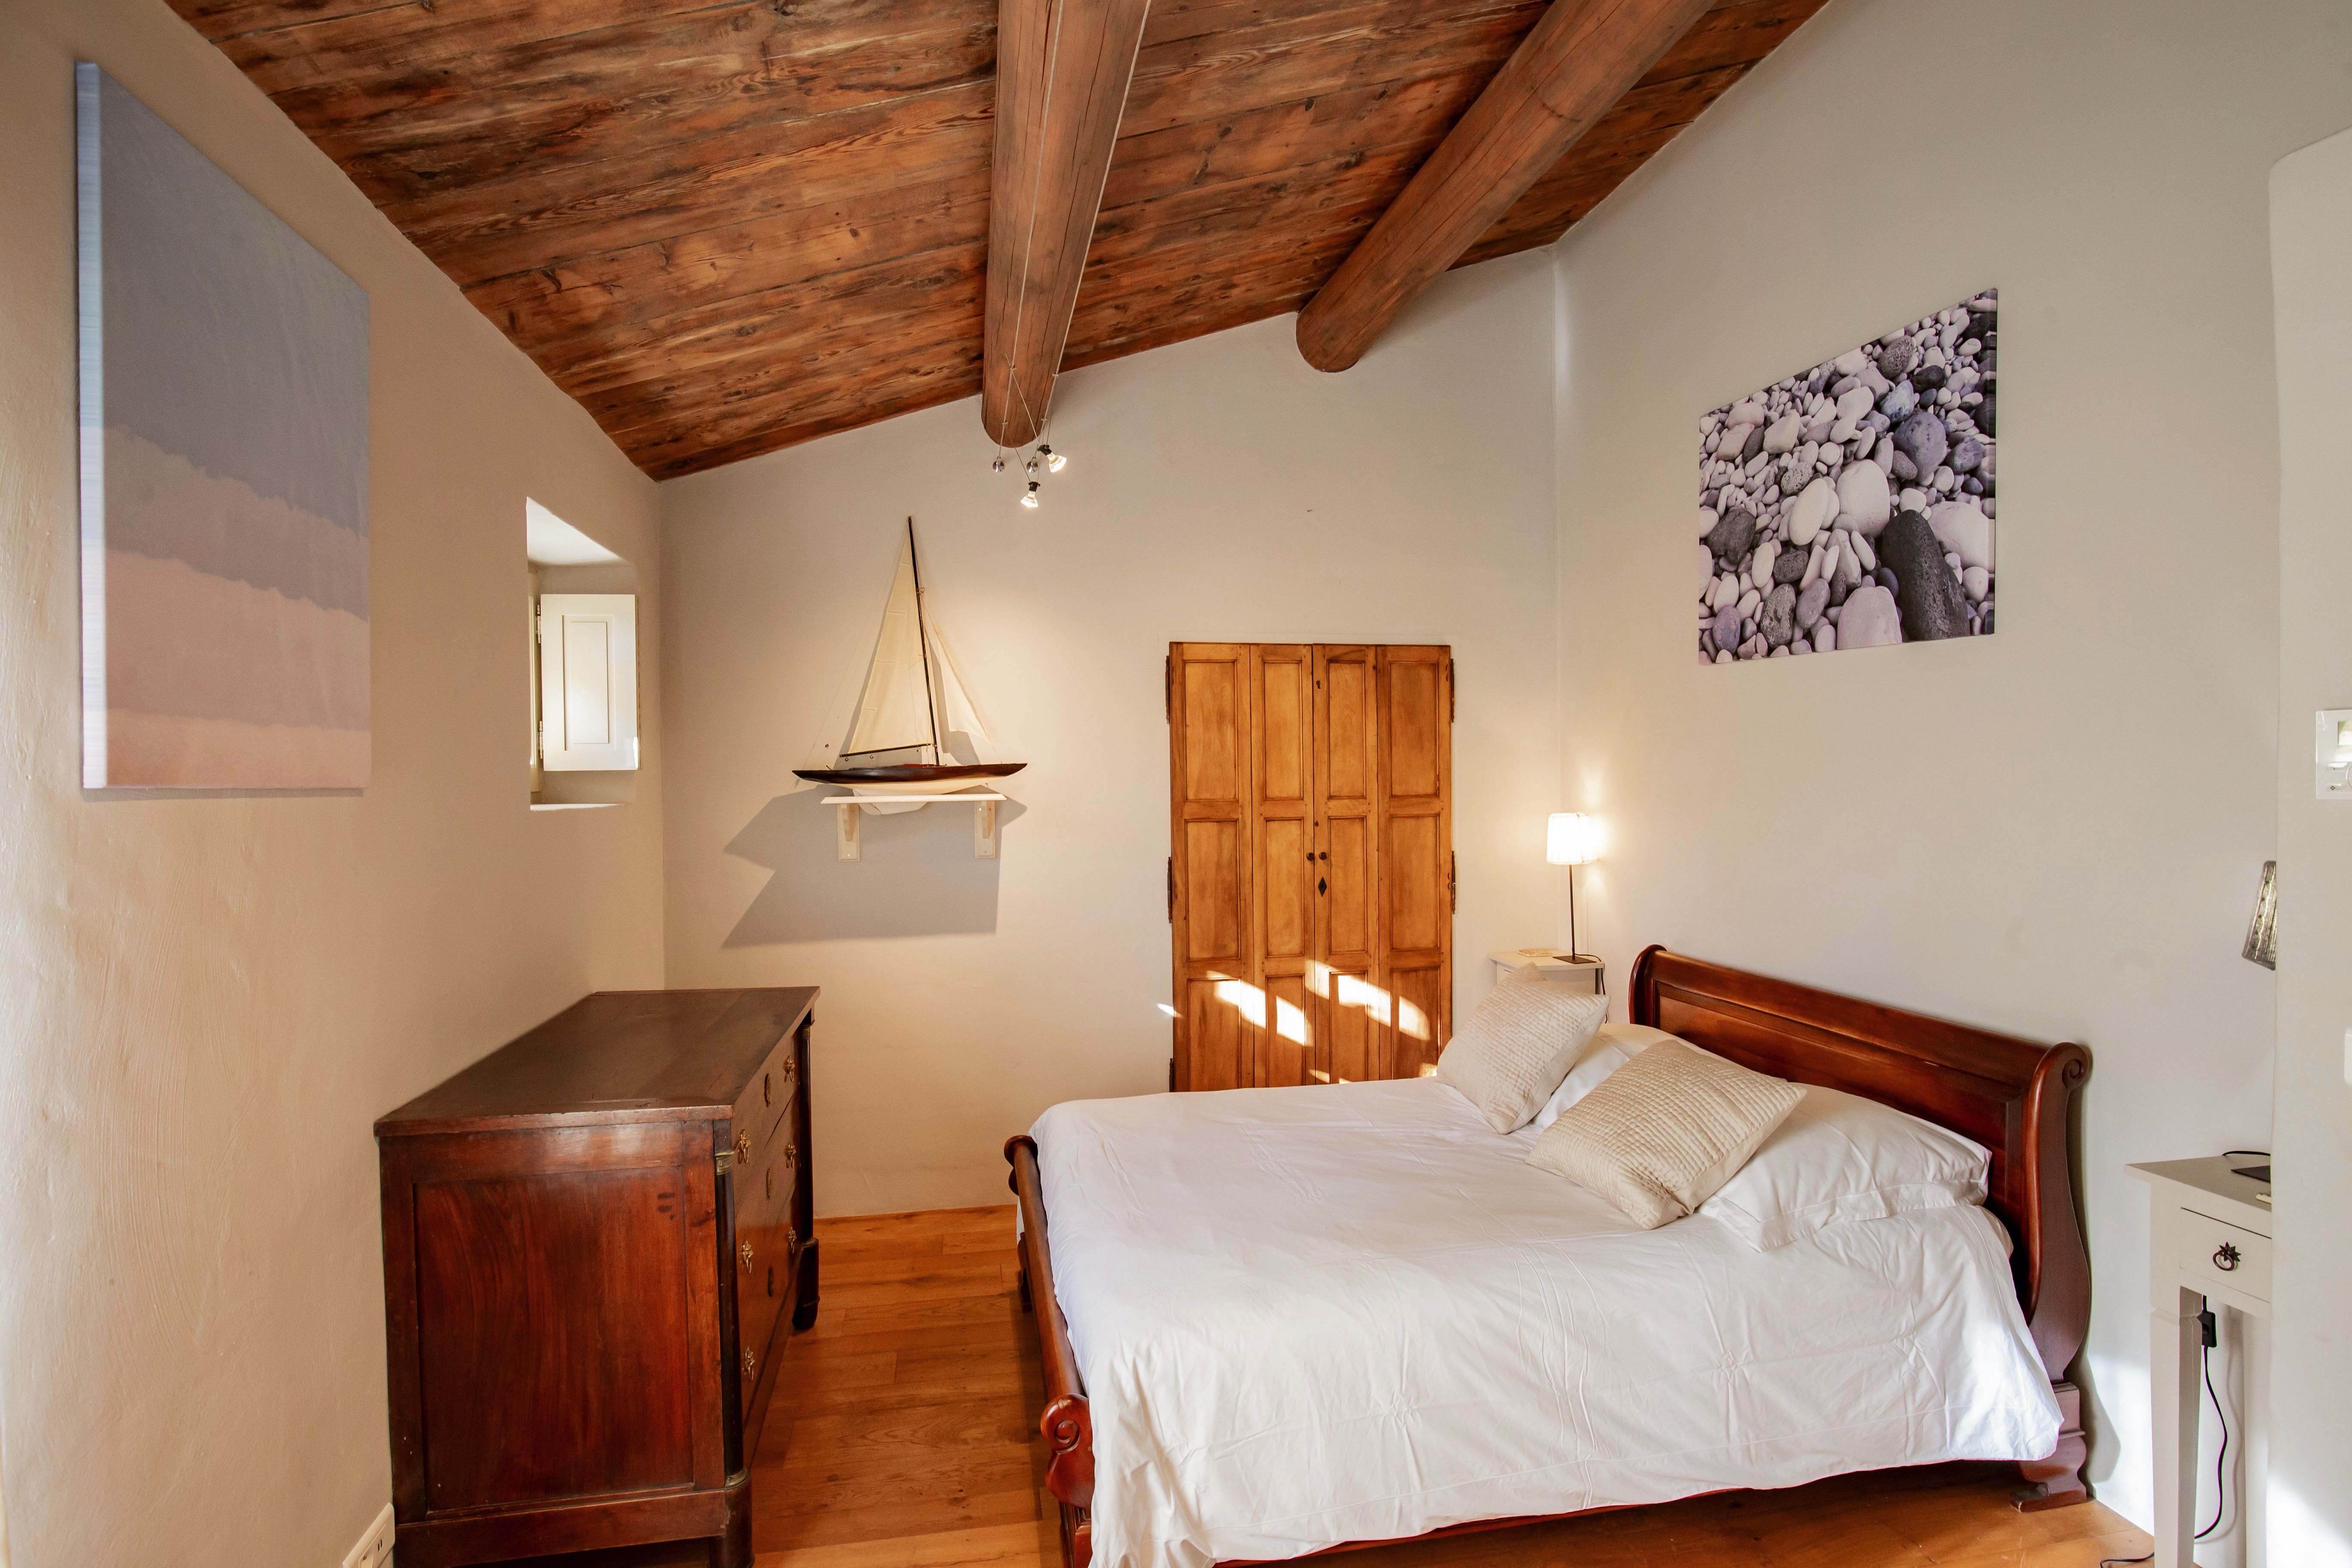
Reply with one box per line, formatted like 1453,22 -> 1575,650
615,334 -> 985,465
166,0 -> 418,44
1295,0 -> 1714,371
470,170 -> 992,359
640,374 -> 986,479
260,11 -> 996,205
214,0 -> 986,86
1087,145 -> 1424,269
1066,236 -> 1360,358
1120,0 -> 1540,141
392,83 -> 993,285
542,242 -> 989,398
1139,0 -> 1522,51
1099,68 -> 1477,211
979,0 -> 1154,447
579,286 -> 984,436
1638,0 -> 1831,86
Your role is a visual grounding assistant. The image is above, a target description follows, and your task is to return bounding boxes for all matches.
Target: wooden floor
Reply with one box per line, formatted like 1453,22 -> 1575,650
525,1204 -> 2156,1568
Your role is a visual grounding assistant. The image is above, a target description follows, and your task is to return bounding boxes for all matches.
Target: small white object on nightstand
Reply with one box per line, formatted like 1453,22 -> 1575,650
1488,949 -> 1603,994
2127,1157 -> 2272,1568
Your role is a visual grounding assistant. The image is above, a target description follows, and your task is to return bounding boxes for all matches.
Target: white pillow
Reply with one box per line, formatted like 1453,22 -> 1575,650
1528,1022 -> 1679,1133
1698,1084 -> 1990,1250
1434,965 -> 1607,1133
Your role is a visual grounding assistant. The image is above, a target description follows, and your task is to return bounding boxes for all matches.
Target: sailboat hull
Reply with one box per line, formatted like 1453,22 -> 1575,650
793,762 -> 1026,796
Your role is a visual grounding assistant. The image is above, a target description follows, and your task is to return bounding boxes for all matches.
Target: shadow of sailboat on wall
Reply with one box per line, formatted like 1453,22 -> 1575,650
720,788 -> 1027,943
722,517 -> 1029,944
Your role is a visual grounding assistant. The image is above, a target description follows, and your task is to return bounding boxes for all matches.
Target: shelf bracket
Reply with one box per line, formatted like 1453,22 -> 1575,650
824,793 -> 1010,861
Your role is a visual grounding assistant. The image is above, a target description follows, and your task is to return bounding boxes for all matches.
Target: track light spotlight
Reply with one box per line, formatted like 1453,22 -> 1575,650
1021,481 -> 1041,509
1041,444 -> 1067,473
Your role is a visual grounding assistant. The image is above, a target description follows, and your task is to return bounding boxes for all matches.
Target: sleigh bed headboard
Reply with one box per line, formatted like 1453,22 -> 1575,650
1628,945 -> 2091,1384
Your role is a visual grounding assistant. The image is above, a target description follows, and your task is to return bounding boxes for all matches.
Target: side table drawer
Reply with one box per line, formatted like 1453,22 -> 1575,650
2169,1207 -> 2271,1302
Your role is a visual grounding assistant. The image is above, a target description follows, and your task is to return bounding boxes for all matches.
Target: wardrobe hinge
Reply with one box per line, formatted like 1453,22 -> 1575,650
714,1148 -> 735,1175
1449,852 -> 1458,913
1166,857 -> 1175,922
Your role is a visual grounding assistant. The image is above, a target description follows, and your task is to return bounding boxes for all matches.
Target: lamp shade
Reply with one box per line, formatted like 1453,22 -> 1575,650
1547,812 -> 1598,866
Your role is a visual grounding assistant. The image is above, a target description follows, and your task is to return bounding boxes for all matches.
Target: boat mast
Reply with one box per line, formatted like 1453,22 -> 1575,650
906,517 -> 943,763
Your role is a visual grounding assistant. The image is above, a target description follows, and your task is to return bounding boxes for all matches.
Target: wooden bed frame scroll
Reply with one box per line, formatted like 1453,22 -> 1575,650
1003,946 -> 2094,1568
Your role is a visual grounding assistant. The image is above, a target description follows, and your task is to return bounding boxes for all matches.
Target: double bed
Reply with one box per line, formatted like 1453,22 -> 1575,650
1004,948 -> 2092,1568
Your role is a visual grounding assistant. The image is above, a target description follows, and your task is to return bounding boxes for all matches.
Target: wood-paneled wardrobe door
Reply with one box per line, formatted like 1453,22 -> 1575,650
1170,643 -> 1254,1091
1169,643 -> 1452,1092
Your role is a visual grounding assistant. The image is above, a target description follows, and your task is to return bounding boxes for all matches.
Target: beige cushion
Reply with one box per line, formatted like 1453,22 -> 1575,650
1525,1038 -> 1806,1228
1434,965 -> 1607,1134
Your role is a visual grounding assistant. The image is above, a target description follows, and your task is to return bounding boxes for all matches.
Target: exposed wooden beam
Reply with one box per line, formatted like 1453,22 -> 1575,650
1294,0 -> 1712,372
981,0 -> 1155,448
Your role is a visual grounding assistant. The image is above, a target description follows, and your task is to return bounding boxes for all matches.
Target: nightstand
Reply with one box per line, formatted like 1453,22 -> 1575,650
2126,1158 -> 2272,1568
1488,949 -> 1604,994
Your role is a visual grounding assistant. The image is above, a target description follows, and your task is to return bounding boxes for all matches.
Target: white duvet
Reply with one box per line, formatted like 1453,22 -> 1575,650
1032,1077 -> 2059,1568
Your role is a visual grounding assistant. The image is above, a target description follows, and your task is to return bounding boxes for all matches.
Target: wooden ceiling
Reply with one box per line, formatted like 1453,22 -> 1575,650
172,0 -> 1826,479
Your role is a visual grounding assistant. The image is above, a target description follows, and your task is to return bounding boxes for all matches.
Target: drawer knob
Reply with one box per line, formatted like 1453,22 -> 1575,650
785,1142 -> 799,1169
741,1348 -> 756,1376
734,1130 -> 753,1166
2213,1242 -> 2241,1273
739,1240 -> 754,1270
788,1223 -> 799,1252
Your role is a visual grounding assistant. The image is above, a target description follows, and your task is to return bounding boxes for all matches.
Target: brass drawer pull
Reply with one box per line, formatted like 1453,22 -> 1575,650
784,1142 -> 798,1170
2213,1242 -> 2241,1272
741,1347 -> 756,1376
788,1223 -> 799,1252
738,1240 -> 754,1270
734,1130 -> 753,1166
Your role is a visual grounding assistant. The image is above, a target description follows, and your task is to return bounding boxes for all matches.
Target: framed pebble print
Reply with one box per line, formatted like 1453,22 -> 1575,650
1697,291 -> 1995,663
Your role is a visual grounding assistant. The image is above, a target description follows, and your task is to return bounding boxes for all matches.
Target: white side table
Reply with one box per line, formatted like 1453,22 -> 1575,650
2126,1158 -> 2272,1568
1488,949 -> 1604,994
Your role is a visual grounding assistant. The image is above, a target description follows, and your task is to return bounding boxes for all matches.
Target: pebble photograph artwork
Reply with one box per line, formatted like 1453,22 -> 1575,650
1697,291 -> 1996,664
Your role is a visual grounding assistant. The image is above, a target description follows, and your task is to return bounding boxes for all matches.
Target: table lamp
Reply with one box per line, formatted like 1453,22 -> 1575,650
1547,812 -> 1599,962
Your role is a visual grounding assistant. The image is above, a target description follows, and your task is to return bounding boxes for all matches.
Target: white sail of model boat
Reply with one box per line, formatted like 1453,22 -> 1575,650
794,521 -> 1024,809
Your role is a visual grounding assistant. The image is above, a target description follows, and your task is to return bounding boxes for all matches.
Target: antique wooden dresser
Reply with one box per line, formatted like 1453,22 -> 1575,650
375,987 -> 818,1567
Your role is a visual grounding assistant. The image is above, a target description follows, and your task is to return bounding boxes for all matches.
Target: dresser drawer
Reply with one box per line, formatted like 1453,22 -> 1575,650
2171,1207 -> 2271,1302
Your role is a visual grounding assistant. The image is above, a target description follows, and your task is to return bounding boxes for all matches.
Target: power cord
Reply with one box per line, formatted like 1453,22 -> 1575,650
2100,1301 -> 2232,1567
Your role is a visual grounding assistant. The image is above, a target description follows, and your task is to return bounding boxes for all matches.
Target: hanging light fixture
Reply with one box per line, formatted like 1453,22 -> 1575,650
1021,481 -> 1041,509
1040,443 -> 1067,473
990,454 -> 1005,472
1024,453 -> 1040,475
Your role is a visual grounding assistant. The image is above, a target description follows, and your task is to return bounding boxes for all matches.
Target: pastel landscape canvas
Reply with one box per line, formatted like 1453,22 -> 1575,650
77,64 -> 369,787
1696,291 -> 1996,664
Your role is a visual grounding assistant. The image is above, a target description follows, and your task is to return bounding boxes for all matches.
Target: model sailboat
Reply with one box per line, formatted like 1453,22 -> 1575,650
793,520 -> 1025,797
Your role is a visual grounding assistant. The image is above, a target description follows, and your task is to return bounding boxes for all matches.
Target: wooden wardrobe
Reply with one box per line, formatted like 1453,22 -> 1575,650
1168,643 -> 1452,1092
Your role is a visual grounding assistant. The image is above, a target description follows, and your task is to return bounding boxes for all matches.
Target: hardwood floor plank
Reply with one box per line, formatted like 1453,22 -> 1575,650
754,1521 -> 1054,1568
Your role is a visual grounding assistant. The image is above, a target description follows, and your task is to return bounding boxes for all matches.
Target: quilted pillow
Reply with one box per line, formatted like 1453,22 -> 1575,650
1526,1038 -> 1805,1228
1528,1022 -> 1683,1133
1434,965 -> 1608,1134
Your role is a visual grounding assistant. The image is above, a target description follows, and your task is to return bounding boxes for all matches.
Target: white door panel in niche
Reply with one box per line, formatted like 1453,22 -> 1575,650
539,594 -> 637,770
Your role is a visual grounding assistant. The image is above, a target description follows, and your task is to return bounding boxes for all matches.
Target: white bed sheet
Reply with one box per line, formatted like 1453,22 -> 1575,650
1032,1076 -> 2059,1568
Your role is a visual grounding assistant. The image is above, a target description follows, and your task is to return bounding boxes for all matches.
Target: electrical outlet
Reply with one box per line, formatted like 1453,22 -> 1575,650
342,1503 -> 394,1568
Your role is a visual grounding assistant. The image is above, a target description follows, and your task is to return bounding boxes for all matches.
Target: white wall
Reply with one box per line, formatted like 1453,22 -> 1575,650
1547,0 -> 2352,1549
2265,125 -> 2352,1568
661,255 -> 1561,1216
0,3 -> 665,1563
